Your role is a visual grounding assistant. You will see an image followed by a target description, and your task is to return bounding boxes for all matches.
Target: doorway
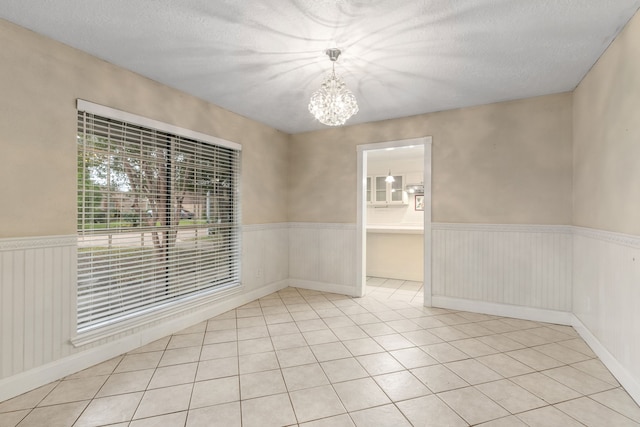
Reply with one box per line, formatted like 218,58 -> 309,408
356,137 -> 432,306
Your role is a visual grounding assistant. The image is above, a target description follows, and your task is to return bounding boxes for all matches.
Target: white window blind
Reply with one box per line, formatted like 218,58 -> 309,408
77,107 -> 241,332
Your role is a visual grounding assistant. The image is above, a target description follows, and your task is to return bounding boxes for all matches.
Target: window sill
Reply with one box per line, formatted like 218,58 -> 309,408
70,283 -> 243,348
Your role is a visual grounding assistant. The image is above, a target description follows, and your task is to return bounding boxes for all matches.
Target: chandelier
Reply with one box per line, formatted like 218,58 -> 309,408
308,48 -> 359,126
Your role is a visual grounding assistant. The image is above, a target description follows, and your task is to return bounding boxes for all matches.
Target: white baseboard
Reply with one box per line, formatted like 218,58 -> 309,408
572,316 -> 640,406
0,335 -> 140,404
432,296 -> 574,325
365,269 -> 422,283
289,279 -> 358,297
3,280 -> 640,408
0,280 -> 289,402
433,295 -> 640,406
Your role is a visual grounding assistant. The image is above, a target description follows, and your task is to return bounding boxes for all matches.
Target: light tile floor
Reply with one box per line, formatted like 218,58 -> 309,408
1,277 -> 640,426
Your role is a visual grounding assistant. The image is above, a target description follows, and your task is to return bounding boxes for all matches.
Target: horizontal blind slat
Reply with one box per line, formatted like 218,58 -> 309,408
77,109 -> 241,331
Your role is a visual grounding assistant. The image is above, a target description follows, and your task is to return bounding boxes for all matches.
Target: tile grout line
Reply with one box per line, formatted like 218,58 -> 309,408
2,282 -> 639,426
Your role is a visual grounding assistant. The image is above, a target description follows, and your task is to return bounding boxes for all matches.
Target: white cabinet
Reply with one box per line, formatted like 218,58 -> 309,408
367,175 -> 408,205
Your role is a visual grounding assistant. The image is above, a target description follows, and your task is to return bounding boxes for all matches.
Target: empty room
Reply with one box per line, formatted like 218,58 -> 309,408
1,1 -> 640,426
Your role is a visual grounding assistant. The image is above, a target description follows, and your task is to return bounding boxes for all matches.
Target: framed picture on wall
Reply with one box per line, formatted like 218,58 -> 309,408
415,195 -> 424,211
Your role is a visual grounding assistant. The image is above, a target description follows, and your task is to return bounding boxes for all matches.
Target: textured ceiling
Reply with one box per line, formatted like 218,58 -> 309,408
1,1 -> 639,134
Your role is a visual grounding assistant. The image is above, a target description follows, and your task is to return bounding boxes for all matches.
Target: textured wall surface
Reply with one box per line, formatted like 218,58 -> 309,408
0,19 -> 289,238
290,93 -> 573,225
573,229 -> 640,396
573,11 -> 640,235
432,224 -> 573,311
288,223 -> 357,295
3,6 -> 640,406
367,232 -> 424,281
572,11 -> 640,402
0,18 -> 290,400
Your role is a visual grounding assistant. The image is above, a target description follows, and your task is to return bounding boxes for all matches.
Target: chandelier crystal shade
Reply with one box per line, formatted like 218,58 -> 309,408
308,48 -> 359,126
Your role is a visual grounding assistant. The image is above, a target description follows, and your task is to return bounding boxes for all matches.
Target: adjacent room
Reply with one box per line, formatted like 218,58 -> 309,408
1,1 -> 640,426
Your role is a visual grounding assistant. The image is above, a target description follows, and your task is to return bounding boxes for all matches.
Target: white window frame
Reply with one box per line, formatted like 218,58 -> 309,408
73,100 -> 242,346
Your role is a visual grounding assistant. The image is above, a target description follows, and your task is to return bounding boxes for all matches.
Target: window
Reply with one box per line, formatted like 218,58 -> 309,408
76,101 -> 241,333
368,175 -> 407,205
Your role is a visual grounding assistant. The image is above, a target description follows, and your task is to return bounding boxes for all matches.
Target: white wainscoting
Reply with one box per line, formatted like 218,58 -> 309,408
289,223 -> 358,296
573,227 -> 640,403
3,224 -> 640,406
0,225 -> 290,401
432,223 -> 573,312
0,235 -> 77,381
242,223 -> 290,291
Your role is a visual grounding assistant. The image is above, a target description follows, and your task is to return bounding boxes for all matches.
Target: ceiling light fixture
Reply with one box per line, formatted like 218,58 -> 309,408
385,170 -> 395,183
308,48 -> 359,126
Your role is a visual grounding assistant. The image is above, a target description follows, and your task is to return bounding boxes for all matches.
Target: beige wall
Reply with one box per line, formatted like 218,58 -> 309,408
367,233 -> 423,282
0,16 -> 575,236
2,8 -> 639,404
571,10 -> 640,402
573,11 -> 640,235
290,93 -> 573,225
0,19 -> 288,238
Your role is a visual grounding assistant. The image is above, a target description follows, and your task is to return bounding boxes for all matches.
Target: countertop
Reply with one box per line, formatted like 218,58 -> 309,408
366,224 -> 424,234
